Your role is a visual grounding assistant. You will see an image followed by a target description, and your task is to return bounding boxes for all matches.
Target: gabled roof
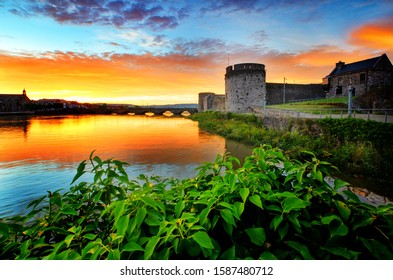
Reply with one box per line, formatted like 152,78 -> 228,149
327,54 -> 392,77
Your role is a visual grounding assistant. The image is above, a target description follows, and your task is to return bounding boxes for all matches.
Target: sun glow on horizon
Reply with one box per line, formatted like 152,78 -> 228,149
0,1 -> 392,104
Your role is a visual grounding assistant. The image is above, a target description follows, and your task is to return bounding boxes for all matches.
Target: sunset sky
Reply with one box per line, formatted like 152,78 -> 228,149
0,0 -> 392,105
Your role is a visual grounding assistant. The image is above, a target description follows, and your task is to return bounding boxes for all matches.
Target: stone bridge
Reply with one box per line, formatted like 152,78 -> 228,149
123,107 -> 197,116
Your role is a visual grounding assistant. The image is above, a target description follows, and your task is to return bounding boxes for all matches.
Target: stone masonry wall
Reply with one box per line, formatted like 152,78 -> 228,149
225,63 -> 266,113
266,83 -> 325,104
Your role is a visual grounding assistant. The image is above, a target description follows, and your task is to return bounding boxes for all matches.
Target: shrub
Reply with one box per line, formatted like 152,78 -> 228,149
1,146 -> 392,260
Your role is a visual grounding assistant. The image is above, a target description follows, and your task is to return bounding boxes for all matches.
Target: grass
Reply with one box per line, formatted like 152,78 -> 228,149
268,97 -> 349,114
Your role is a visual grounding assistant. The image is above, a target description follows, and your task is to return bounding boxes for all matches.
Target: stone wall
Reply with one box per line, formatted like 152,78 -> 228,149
326,71 -> 393,98
225,63 -> 266,113
198,92 -> 225,112
266,83 -> 325,104
198,92 -> 215,112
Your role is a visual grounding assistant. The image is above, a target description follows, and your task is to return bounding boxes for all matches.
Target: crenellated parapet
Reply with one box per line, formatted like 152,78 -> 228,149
225,63 -> 266,78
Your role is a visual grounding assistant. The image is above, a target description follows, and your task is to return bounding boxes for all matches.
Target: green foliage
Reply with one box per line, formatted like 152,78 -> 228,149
317,118 -> 393,180
190,112 -> 393,184
1,146 -> 393,260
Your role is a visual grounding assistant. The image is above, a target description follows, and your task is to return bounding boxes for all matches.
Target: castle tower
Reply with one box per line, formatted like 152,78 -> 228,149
225,63 -> 266,113
198,92 -> 216,112
22,88 -> 26,96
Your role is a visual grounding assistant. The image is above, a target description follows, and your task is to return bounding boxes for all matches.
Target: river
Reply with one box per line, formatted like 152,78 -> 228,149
0,114 -> 391,217
0,114 -> 252,217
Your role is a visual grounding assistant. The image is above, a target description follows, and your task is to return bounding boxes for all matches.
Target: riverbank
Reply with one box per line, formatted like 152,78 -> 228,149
188,111 -> 393,198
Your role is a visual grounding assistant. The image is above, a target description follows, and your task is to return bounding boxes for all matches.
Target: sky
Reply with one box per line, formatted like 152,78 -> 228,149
0,0 -> 392,105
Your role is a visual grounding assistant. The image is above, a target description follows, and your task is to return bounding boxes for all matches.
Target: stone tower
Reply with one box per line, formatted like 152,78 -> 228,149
225,63 -> 266,113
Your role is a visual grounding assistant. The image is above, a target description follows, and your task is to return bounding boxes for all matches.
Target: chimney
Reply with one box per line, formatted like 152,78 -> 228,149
336,61 -> 345,69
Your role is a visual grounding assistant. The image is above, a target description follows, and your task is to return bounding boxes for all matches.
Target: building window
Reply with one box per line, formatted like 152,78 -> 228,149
336,86 -> 342,95
360,73 -> 366,84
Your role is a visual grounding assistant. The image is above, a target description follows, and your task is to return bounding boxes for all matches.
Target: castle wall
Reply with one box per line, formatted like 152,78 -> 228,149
225,63 -> 266,113
266,83 -> 325,104
198,92 -> 215,112
198,92 -> 225,112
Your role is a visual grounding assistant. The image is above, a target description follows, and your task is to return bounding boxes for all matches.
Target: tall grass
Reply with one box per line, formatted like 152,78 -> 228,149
189,111 -> 393,186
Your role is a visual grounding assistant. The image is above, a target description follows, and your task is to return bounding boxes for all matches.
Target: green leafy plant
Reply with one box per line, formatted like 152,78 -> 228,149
1,146 -> 392,260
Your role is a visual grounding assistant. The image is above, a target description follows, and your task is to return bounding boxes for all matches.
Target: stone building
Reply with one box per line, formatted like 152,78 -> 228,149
225,63 -> 266,113
324,53 -> 393,98
198,92 -> 225,112
0,89 -> 30,112
198,62 -> 325,112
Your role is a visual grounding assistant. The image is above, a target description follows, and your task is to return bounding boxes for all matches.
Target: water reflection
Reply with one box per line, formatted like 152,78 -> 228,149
0,115 -> 391,217
0,115 -> 244,216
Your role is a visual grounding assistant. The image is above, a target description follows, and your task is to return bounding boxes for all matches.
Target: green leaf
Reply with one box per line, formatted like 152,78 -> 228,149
296,167 -> 306,183
278,223 -> 289,240
334,201 -> 351,221
71,160 -> 86,185
282,197 -> 309,213
61,207 -> 78,216
144,236 -> 160,260
123,241 -> 144,253
249,194 -> 263,209
64,234 -> 74,248
234,202 -> 245,217
192,231 -> 214,249
287,240 -> 314,260
343,190 -> 361,203
321,215 -> 339,225
322,215 -> 348,236
239,188 -> 250,203
245,227 -> 266,246
220,246 -> 235,260
288,213 -> 302,233
334,179 -> 350,191
271,215 -> 283,231
108,249 -> 120,260
140,196 -> 157,210
259,251 -> 278,260
116,215 -> 130,237
360,238 -> 393,259
136,207 -> 147,228
19,239 -> 31,259
199,207 -> 211,226
0,223 -> 9,239
175,200 -> 185,218
321,246 -> 360,259
84,233 -> 97,240
220,209 -> 236,226
114,200 -> 126,223
224,173 -> 237,192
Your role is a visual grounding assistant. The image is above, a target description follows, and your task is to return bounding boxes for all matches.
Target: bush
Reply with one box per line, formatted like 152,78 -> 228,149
1,146 -> 393,260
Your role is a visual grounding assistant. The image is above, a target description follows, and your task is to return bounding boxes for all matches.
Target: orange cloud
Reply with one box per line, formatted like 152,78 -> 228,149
243,46 -> 379,84
0,51 -> 224,104
349,18 -> 393,50
1,43 -> 389,103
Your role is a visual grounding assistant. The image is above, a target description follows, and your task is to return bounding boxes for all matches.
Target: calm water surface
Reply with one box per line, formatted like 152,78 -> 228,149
0,114 -> 391,217
0,115 -> 252,216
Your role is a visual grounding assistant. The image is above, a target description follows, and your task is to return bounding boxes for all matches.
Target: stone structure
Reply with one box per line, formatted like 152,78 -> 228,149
266,83 -> 325,104
0,89 -> 30,112
198,63 -> 326,112
225,63 -> 266,113
324,54 -> 393,98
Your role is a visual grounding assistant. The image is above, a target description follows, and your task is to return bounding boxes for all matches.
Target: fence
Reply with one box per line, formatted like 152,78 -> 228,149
257,108 -> 393,123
